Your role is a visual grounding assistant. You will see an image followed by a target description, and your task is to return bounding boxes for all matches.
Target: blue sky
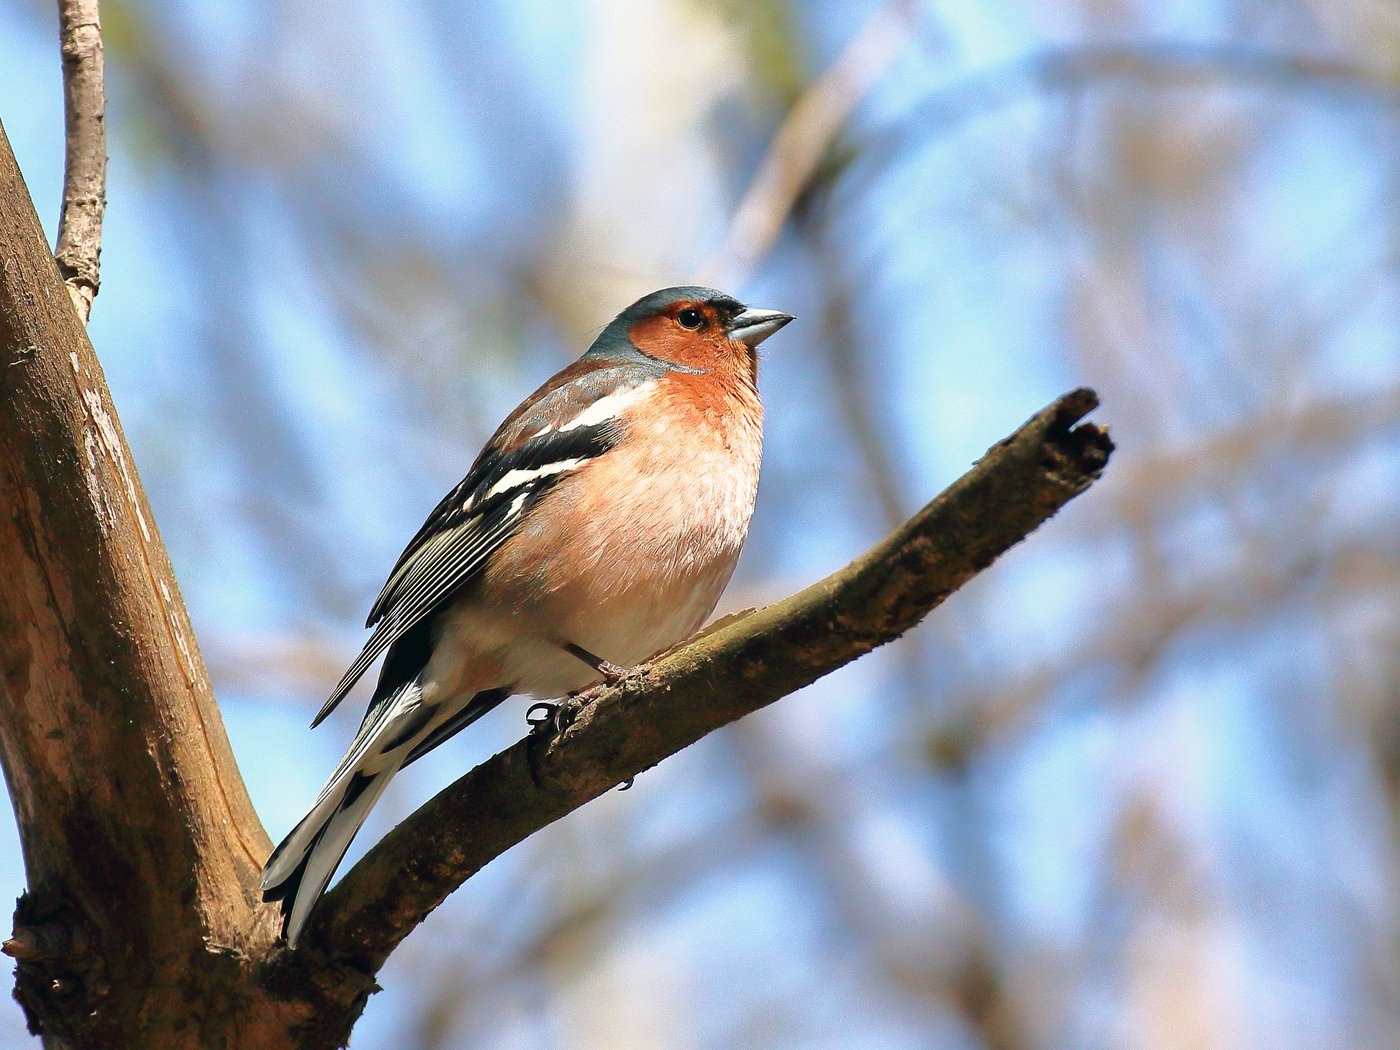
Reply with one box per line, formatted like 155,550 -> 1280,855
2,1 -> 1399,1046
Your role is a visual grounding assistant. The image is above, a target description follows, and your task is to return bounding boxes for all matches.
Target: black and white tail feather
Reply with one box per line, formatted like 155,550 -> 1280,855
261,679 -> 509,946
260,353 -> 663,947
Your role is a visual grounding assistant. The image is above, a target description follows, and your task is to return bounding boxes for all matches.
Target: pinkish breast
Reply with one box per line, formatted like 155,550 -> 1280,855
482,375 -> 764,677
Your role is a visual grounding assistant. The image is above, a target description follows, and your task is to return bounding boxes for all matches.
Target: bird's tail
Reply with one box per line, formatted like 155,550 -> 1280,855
262,767 -> 395,948
262,683 -> 420,947
262,682 -> 511,946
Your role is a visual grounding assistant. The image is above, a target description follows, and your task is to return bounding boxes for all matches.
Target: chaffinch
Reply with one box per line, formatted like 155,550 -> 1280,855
262,286 -> 793,946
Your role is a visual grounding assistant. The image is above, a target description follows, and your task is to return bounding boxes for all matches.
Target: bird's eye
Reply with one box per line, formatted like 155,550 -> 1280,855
677,307 -> 705,330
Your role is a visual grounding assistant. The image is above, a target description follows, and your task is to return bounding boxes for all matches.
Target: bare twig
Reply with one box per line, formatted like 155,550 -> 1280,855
55,0 -> 107,324
306,388 -> 1112,973
699,3 -> 912,288
1,930 -> 41,962
0,121 -> 282,1046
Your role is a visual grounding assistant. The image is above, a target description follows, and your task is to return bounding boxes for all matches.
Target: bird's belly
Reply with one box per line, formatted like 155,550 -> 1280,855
526,432 -> 754,683
430,421 -> 759,700
553,551 -> 737,666
427,553 -> 736,701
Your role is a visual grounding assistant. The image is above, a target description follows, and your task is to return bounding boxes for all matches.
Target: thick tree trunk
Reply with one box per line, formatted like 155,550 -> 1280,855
0,116 -> 1111,1047
0,121 -> 376,1048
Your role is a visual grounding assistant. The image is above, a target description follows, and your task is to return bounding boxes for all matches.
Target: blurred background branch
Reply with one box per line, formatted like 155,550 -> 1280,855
700,0 -> 913,288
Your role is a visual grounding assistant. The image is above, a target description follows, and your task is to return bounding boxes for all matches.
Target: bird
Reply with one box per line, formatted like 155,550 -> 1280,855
261,285 -> 793,946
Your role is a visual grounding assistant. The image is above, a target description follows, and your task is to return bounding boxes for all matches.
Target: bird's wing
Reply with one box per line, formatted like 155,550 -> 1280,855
310,362 -> 660,727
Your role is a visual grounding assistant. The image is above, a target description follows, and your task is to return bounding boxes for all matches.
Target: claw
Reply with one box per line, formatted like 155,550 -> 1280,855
525,702 -> 557,728
525,699 -> 582,788
526,699 -> 578,737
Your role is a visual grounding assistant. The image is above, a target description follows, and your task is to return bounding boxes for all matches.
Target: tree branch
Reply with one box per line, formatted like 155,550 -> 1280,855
0,121 -> 274,1045
54,0 -> 107,324
309,387 -> 1113,973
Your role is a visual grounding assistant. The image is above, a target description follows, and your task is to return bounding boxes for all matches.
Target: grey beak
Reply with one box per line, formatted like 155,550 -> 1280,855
727,307 -> 794,348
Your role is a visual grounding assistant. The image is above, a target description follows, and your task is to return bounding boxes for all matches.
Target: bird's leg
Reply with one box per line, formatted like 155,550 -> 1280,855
527,638 -> 626,736
562,642 -> 629,684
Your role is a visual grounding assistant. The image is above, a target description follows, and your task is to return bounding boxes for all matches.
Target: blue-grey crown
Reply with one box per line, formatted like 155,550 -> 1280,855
584,286 -> 744,362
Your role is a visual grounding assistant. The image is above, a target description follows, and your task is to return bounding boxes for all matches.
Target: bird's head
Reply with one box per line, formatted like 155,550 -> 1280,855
587,286 -> 793,380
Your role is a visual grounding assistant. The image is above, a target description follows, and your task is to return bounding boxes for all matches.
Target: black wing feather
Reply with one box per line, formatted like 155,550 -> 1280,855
310,417 -> 621,727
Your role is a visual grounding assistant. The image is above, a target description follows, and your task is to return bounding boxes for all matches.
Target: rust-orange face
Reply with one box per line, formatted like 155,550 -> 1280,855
625,293 -> 793,379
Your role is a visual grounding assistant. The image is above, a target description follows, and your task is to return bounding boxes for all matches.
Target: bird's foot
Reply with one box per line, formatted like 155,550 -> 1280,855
525,697 -> 586,789
595,660 -> 628,685
526,699 -> 581,737
525,697 -> 636,792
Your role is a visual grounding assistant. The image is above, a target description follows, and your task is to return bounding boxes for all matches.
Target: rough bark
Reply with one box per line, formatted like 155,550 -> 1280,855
0,111 -> 1112,1048
0,120 -> 357,1048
